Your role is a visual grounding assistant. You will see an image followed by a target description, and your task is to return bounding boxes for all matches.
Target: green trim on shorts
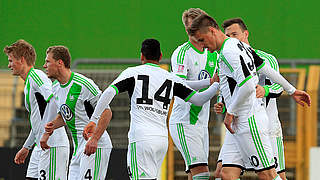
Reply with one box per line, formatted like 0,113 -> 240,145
248,115 -> 270,168
177,123 -> 191,166
49,147 -> 57,180
130,142 -> 138,180
94,148 -> 102,180
193,175 -> 210,179
277,137 -> 285,171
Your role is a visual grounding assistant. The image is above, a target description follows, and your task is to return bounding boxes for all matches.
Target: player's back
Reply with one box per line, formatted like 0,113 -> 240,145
112,63 -> 186,143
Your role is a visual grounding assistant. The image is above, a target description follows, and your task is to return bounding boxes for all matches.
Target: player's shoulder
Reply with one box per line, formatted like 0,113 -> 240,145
171,41 -> 192,64
220,38 -> 241,54
28,68 -> 50,87
254,49 -> 277,60
73,72 -> 100,93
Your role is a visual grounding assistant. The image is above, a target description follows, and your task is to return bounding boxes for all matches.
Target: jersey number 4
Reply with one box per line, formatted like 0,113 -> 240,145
136,75 -> 172,110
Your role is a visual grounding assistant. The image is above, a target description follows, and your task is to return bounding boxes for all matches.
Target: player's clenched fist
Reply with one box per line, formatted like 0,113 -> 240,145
83,121 -> 96,141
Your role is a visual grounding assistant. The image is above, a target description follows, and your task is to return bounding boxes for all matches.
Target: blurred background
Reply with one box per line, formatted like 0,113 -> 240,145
0,0 -> 319,179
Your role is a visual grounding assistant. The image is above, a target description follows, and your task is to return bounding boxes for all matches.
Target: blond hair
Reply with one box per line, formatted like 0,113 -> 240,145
182,8 -> 208,28
3,39 -> 36,66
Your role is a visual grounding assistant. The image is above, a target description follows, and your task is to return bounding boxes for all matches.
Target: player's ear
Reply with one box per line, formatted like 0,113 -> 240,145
140,53 -> 145,63
159,52 -> 162,61
244,30 -> 249,39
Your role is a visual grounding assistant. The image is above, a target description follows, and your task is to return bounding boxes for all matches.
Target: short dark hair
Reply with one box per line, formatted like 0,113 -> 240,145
141,39 -> 161,61
46,46 -> 71,68
187,14 -> 220,36
222,18 -> 248,31
4,39 -> 36,66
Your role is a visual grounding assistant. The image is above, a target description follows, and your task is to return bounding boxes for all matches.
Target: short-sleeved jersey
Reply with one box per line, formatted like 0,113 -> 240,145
24,68 -> 68,147
255,49 -> 283,136
170,41 -> 218,126
218,38 -> 262,118
53,72 -> 112,154
110,63 -> 197,143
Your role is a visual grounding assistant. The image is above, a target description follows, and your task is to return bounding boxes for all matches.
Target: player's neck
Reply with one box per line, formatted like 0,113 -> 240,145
217,34 -> 228,51
57,68 -> 72,85
188,37 -> 203,52
21,66 -> 33,81
143,60 -> 159,65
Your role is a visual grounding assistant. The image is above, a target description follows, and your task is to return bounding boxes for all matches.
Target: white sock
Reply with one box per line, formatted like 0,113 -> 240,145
192,172 -> 210,180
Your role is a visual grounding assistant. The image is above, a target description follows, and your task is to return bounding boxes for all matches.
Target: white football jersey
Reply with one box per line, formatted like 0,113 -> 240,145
110,63 -> 197,143
53,72 -> 112,154
170,41 -> 218,126
218,38 -> 261,118
24,68 -> 68,147
255,49 -> 283,136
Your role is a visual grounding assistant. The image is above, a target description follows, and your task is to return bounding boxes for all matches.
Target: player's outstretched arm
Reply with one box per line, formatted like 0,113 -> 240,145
187,82 -> 219,106
84,109 -> 112,156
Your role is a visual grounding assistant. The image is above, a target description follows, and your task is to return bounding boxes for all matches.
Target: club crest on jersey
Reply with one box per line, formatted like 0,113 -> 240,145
198,70 -> 211,80
60,104 -> 73,121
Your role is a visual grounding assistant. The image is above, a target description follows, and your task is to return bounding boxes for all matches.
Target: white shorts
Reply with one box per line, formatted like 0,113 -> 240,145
270,136 -> 285,173
26,145 -> 41,178
127,137 -> 168,179
38,146 -> 69,180
218,130 -> 245,170
232,106 -> 275,171
169,123 -> 209,171
68,147 -> 112,180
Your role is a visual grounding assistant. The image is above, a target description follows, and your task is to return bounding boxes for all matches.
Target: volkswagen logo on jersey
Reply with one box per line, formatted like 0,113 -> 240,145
198,70 -> 211,80
60,104 -> 73,121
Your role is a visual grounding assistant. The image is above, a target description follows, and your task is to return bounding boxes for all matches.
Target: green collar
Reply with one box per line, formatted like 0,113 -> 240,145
188,41 -> 204,54
145,63 -> 160,67
24,67 -> 34,84
60,72 -> 74,88
218,37 -> 230,54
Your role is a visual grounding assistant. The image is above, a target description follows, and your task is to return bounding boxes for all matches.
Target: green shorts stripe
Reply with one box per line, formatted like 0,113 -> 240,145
177,123 -> 191,165
130,142 -> 138,180
249,116 -> 269,167
252,116 -> 270,167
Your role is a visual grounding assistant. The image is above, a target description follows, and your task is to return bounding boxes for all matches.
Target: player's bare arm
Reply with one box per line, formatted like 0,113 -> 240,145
84,109 -> 112,156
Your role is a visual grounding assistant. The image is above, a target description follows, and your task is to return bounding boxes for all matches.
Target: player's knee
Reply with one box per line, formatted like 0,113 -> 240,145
257,169 -> 277,180
214,168 -> 222,178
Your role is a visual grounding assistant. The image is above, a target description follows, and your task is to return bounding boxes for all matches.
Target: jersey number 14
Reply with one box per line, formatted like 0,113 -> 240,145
136,75 -> 172,110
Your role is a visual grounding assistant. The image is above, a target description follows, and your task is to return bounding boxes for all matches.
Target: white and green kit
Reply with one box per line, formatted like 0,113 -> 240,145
53,72 -> 112,180
169,41 -> 218,172
23,68 -> 69,180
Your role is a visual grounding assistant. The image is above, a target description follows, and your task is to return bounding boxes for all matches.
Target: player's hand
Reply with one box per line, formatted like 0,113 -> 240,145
84,137 -> 98,156
14,147 -> 29,164
45,122 -> 54,135
83,122 -> 96,141
212,73 -> 219,83
256,85 -> 265,98
224,112 -> 235,134
214,102 -> 224,114
40,133 -> 51,150
291,90 -> 311,107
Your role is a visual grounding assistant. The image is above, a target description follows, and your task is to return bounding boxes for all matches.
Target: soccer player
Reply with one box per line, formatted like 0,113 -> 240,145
188,15 -> 310,180
169,8 -> 218,180
40,46 -> 112,180
83,39 -> 220,180
214,18 -> 288,180
4,40 -> 69,180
